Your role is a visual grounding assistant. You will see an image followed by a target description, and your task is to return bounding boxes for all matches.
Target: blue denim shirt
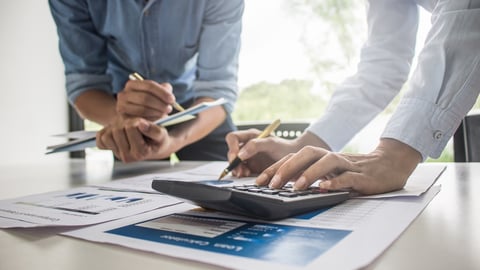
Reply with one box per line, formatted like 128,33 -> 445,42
49,0 -> 243,114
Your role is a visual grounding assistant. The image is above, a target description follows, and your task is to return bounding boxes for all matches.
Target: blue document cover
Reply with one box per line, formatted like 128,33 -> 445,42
106,213 -> 351,267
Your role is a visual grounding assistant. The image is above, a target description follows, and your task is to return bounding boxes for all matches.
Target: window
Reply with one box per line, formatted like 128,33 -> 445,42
72,1 -> 478,162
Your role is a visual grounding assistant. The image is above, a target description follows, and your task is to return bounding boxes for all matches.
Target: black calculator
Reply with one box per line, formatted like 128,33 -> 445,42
151,180 -> 350,220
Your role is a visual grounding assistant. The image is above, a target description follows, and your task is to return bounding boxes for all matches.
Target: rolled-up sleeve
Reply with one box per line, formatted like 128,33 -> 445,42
382,1 -> 480,159
193,0 -> 244,114
49,0 -> 111,105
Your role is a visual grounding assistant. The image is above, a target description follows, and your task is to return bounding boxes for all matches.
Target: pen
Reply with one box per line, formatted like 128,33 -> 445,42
218,119 -> 281,180
128,72 -> 185,112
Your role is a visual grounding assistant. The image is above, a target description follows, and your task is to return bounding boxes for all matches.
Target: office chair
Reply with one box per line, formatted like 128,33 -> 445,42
453,114 -> 480,162
236,121 -> 310,139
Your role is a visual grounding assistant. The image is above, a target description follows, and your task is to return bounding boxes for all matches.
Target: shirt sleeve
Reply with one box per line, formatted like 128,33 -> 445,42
306,0 -> 420,151
382,1 -> 480,160
49,0 -> 112,105
193,0 -> 244,114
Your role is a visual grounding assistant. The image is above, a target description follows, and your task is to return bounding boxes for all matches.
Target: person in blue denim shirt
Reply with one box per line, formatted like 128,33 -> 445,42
49,0 -> 243,162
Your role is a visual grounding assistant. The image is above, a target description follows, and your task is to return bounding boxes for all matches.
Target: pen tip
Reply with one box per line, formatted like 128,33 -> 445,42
218,170 -> 228,180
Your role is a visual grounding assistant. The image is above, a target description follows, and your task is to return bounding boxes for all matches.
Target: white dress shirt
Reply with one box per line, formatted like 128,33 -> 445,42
307,0 -> 480,159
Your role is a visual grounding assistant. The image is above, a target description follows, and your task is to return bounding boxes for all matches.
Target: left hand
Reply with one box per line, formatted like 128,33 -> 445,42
255,138 -> 422,195
96,116 -> 176,162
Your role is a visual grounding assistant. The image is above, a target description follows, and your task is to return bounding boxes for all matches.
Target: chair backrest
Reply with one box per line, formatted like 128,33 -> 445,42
453,114 -> 480,162
236,121 -> 310,140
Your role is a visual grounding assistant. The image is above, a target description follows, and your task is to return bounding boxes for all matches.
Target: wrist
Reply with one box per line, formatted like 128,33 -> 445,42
295,131 -> 331,151
376,138 -> 422,173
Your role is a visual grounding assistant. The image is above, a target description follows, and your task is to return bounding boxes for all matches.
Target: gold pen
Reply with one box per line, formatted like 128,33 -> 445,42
218,119 -> 281,180
128,72 -> 185,112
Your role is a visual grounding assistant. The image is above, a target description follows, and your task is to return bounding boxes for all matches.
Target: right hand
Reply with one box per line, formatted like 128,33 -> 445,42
116,79 -> 177,121
225,129 -> 304,177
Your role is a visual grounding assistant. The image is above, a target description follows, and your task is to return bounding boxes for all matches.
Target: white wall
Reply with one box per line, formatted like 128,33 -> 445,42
0,1 -> 69,165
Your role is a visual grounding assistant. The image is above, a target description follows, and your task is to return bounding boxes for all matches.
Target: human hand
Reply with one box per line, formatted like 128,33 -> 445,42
225,129 -> 306,177
116,79 -> 176,121
96,116 -> 176,162
255,138 -> 422,195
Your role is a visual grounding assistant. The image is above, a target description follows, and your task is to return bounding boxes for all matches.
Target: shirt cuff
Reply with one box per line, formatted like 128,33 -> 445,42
381,97 -> 463,160
306,109 -> 366,152
66,73 -> 112,105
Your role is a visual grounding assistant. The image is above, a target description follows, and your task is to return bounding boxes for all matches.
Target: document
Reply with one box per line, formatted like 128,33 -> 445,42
63,185 -> 441,270
0,162 -> 444,229
93,161 -> 232,194
46,98 -> 226,154
0,186 -> 180,228
93,161 -> 446,199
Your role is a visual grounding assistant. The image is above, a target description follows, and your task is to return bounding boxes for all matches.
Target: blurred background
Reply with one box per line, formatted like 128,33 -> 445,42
2,0 -> 477,165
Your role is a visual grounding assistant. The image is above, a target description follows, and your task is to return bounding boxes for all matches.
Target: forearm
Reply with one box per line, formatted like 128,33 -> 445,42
74,89 -> 118,126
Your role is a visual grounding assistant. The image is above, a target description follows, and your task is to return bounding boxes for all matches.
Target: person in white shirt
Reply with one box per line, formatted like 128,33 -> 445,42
226,0 -> 480,195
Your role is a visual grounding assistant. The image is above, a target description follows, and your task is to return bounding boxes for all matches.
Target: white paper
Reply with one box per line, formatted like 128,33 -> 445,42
52,130 -> 96,139
63,186 -> 441,270
359,164 -> 446,198
0,186 -> 180,228
95,161 -> 445,199
0,161 -> 444,229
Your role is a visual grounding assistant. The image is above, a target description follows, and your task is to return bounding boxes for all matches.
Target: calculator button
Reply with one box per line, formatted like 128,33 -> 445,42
261,189 -> 281,195
233,186 -> 250,191
278,192 -> 298,198
309,187 -> 329,194
294,190 -> 314,196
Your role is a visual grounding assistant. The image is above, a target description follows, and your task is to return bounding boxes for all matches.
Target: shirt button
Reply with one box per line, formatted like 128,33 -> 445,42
433,130 -> 443,140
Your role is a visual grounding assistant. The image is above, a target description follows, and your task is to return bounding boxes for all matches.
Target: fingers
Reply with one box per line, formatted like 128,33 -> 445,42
255,154 -> 294,186
225,129 -> 262,159
293,151 -> 358,190
117,91 -> 172,119
125,80 -> 175,104
255,146 -> 359,191
254,145 -> 410,195
318,172 -> 359,192
96,118 -> 167,162
117,80 -> 176,119
96,129 -> 119,156
137,120 -> 167,144
256,146 -> 326,188
225,129 -> 288,178
225,130 -> 262,177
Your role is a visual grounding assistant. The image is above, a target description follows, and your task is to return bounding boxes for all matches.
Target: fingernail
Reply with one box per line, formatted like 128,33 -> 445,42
269,174 -> 281,188
294,176 -> 307,190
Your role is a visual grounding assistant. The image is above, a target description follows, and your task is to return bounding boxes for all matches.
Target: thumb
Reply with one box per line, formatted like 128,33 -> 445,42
138,120 -> 165,142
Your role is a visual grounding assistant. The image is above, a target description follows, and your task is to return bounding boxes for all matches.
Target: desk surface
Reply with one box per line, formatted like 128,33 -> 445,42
0,159 -> 479,270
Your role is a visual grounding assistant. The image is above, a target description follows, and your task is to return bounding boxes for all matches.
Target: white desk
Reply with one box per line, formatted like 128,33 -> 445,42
1,159 -> 479,270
